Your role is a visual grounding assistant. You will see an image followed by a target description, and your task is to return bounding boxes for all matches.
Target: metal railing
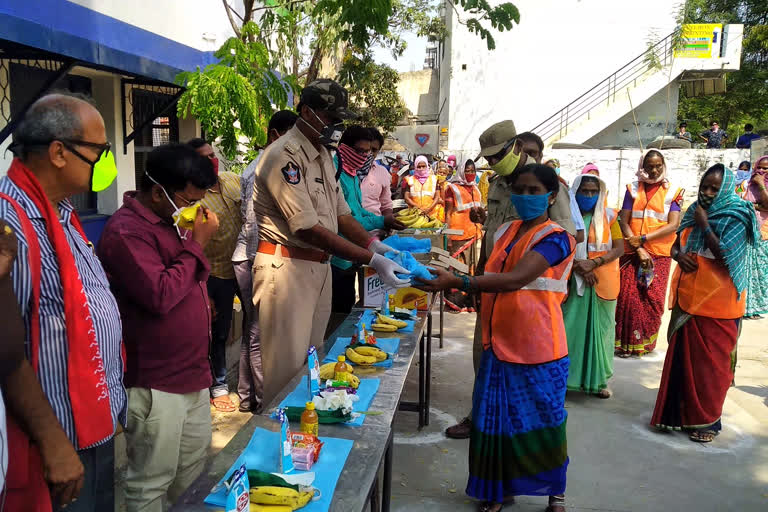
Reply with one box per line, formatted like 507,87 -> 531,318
531,31 -> 677,144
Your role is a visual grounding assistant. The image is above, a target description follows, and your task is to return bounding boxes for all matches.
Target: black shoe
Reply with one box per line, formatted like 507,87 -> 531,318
445,417 -> 472,439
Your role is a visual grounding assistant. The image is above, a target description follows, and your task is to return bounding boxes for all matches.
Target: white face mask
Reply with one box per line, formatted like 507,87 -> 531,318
303,107 -> 344,145
145,173 -> 199,240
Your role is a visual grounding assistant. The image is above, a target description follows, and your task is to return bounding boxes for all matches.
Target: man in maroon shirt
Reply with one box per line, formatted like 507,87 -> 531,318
98,144 -> 219,511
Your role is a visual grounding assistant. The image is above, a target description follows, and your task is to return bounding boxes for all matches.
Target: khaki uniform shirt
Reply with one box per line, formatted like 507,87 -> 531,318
484,176 -> 577,258
200,171 -> 242,279
253,125 -> 351,250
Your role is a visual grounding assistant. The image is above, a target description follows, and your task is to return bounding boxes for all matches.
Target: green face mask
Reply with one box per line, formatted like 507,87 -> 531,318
62,140 -> 118,192
490,143 -> 522,176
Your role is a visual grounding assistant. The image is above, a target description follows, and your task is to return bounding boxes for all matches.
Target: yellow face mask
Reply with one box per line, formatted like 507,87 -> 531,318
437,174 -> 447,184
174,203 -> 203,230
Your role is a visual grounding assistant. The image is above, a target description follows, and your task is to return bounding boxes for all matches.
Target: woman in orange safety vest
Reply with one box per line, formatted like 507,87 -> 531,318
417,164 -> 576,512
444,159 -> 483,272
615,149 -> 684,357
562,174 -> 624,398
404,155 -> 440,219
652,164 -> 759,443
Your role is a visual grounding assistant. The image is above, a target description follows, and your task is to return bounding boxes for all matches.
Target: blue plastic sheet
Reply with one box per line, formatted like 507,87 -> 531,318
382,235 -> 431,254
385,251 -> 435,282
277,376 -> 380,427
354,309 -> 415,333
323,337 -> 401,368
204,427 -> 353,511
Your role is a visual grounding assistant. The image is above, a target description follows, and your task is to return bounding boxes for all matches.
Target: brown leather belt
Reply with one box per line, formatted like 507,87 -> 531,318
257,241 -> 329,263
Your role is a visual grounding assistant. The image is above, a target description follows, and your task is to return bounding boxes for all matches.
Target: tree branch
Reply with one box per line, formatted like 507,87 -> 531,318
252,0 -> 312,13
222,0 -> 242,37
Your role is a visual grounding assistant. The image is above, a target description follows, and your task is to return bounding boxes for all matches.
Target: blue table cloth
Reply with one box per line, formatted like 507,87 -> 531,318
204,427 -> 353,511
277,376 -> 380,427
323,337 -> 401,368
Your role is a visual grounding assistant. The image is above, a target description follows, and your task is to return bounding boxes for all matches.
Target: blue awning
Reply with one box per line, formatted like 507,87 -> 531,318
0,1 -> 217,84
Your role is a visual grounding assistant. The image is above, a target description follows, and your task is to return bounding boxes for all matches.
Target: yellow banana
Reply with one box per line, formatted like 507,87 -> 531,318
346,347 -> 376,365
295,491 -> 314,509
348,373 -> 360,388
249,486 -> 300,506
371,323 -> 398,332
410,217 -> 429,228
319,362 -> 336,380
377,313 -> 407,329
354,346 -> 387,362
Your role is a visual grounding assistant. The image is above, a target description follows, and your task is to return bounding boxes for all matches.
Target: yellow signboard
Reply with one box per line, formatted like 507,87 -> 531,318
675,24 -> 723,59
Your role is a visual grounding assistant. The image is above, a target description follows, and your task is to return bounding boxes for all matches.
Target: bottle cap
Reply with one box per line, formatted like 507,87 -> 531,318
338,355 -> 346,362
305,402 -> 315,410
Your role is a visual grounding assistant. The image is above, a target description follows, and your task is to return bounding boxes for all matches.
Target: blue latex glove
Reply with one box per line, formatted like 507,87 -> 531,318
384,251 -> 435,282
381,235 -> 432,254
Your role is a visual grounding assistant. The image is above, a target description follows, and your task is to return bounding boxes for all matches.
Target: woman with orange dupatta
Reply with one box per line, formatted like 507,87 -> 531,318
652,165 -> 759,443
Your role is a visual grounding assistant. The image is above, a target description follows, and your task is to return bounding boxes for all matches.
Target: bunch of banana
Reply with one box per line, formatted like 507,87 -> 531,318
376,313 -> 407,329
318,362 -> 359,388
345,346 -> 378,365
354,345 -> 388,362
249,486 -> 314,510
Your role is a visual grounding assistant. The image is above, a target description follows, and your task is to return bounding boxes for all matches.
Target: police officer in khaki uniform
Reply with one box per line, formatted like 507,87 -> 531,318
252,79 -> 409,404
444,120 -> 585,439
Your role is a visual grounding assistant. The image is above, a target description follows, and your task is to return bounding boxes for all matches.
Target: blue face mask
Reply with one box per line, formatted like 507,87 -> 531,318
509,193 -> 551,221
575,193 -> 599,212
555,167 -> 561,176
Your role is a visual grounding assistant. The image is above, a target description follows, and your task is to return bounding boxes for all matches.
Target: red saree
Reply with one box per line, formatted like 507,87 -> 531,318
651,309 -> 739,430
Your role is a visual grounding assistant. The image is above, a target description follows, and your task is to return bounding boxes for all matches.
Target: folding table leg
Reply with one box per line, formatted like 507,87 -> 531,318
382,429 -> 394,512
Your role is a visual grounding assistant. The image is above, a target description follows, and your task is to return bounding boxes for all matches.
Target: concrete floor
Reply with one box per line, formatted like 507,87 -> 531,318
388,309 -> 768,512
116,307 -> 768,511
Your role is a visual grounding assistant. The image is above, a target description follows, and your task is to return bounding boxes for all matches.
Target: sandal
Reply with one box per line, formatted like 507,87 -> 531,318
546,495 -> 566,512
478,497 -> 514,512
210,395 -> 237,413
595,388 -> 612,399
689,429 -> 719,443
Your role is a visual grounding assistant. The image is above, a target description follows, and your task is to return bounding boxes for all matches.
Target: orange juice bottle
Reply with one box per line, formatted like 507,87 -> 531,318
300,402 -> 319,436
334,355 -> 351,382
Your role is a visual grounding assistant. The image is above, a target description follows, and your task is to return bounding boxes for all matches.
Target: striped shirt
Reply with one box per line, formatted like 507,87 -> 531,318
200,171 -> 242,279
232,154 -> 261,262
0,177 -> 126,450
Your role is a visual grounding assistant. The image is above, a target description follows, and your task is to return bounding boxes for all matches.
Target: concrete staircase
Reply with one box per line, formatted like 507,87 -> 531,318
531,26 -> 743,148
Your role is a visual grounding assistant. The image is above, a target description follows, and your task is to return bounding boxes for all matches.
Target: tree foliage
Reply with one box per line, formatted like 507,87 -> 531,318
336,53 -> 407,133
176,1 -> 520,161
175,22 -> 297,158
677,0 -> 768,135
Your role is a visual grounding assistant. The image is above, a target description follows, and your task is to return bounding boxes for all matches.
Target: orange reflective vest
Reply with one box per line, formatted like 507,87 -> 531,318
481,220 -> 575,364
588,207 -> 621,300
669,227 -> 746,319
626,181 -> 682,256
446,183 -> 483,241
406,175 -> 438,210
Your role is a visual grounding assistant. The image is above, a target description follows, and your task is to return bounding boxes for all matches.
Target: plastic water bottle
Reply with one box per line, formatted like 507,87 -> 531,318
300,401 -> 319,436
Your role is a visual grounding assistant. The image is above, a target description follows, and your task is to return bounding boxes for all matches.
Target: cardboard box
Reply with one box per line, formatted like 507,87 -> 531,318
361,267 -> 429,310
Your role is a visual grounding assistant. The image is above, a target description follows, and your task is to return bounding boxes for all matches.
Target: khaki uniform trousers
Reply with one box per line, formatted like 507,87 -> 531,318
252,250 -> 332,405
124,388 -> 211,512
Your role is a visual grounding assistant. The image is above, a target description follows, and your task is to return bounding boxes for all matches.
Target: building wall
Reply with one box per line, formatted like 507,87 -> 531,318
584,80 -> 681,148
68,0 -> 234,51
397,69 -> 440,122
550,148 -> 750,209
442,0 -> 682,154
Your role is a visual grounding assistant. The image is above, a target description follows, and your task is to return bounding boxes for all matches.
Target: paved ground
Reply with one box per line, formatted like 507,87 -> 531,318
388,309 -> 768,512
116,306 -> 767,511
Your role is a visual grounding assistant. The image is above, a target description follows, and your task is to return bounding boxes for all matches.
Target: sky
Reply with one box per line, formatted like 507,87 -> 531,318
372,31 -> 429,72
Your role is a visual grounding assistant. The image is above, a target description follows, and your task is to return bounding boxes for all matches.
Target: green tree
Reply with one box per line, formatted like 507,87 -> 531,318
336,53 -> 407,133
677,0 -> 768,136
178,0 -> 520,161
175,22 -> 297,159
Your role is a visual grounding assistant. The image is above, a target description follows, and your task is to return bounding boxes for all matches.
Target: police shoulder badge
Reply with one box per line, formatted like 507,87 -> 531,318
281,162 -> 301,185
